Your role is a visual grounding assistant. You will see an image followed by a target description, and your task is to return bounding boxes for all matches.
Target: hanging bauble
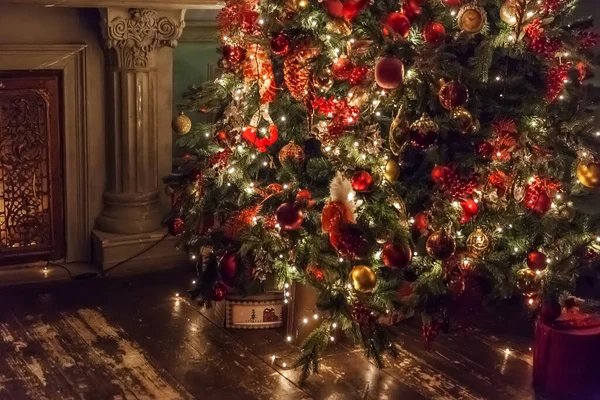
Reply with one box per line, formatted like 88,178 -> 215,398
306,263 -> 325,281
325,0 -> 344,18
515,269 -> 538,297
525,189 -> 552,215
439,81 -> 469,110
172,111 -> 192,135
332,56 -> 354,80
477,141 -> 494,159
322,201 -> 349,233
500,2 -> 519,26
403,0 -> 422,20
451,107 -> 476,134
413,211 -> 430,232
382,242 -> 412,269
296,189 -> 315,208
330,223 -> 368,257
325,19 -> 353,35
276,202 -> 304,231
466,227 -> 491,257
223,45 -> 247,65
351,171 -> 373,191
423,22 -> 446,46
350,265 -> 377,293
211,283 -> 227,301
527,250 -> 547,272
577,161 -> 600,189
383,12 -> 411,38
342,0 -> 369,21
409,113 -> 439,149
457,4 -> 487,34
271,33 -> 291,56
426,228 -> 456,261
441,0 -> 461,6
279,141 -> 306,164
220,251 -> 238,287
374,57 -> 405,89
168,217 -> 185,236
313,69 -> 334,92
431,165 -> 450,185
384,159 -> 401,182
461,198 -> 479,217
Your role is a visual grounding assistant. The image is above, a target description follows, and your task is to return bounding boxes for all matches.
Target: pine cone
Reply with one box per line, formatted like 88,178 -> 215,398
284,52 -> 311,101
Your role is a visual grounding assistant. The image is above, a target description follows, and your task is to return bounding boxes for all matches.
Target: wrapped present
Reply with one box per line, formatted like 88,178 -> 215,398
533,306 -> 600,397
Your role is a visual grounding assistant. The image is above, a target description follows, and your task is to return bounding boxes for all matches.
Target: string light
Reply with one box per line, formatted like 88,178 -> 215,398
505,348 -> 511,355
330,336 -> 335,342
332,323 -> 337,328
339,257 -> 344,262
313,314 -> 319,320
303,318 -> 308,324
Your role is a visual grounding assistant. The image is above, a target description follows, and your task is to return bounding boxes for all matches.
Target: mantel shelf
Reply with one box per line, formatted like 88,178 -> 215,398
2,0 -> 223,10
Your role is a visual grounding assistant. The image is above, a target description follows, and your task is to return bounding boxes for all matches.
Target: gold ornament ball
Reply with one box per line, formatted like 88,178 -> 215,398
466,227 -> 491,257
500,2 -> 519,26
577,161 -> 600,189
426,228 -> 456,261
350,265 -> 377,293
451,107 -> 475,135
384,159 -> 401,182
458,5 -> 487,34
172,111 -> 192,135
279,141 -> 306,164
515,269 -> 538,297
313,69 -> 334,92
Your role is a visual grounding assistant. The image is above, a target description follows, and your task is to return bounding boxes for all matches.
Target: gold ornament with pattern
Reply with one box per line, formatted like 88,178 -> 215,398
500,2 -> 519,26
466,227 -> 492,257
451,107 -> 478,135
172,111 -> 192,135
279,141 -> 306,164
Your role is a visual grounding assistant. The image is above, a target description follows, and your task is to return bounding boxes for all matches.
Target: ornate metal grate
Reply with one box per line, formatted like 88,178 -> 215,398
0,71 -> 64,265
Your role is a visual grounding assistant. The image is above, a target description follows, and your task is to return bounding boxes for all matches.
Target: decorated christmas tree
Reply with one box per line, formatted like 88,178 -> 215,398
169,0 -> 600,380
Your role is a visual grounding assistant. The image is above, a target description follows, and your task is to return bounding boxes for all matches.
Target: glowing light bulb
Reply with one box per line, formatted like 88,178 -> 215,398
332,323 -> 337,328
280,116 -> 286,121
330,336 -> 335,342
303,318 -> 308,324
313,314 -> 318,320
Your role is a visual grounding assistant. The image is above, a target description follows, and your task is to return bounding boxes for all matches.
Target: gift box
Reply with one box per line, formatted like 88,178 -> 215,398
203,291 -> 286,329
533,309 -> 600,398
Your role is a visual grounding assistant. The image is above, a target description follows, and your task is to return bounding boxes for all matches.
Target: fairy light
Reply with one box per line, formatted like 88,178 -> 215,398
514,247 -> 519,252
284,283 -> 289,289
283,184 -> 289,189
258,19 -> 264,25
330,336 -> 335,342
413,251 -> 418,256
287,336 -> 292,342
228,167 -> 235,174
339,257 -> 344,262
559,95 -> 565,100
505,348 -> 511,355
497,227 -> 503,233
450,10 -> 456,16
204,133 -> 210,138
361,154 -> 366,160
280,116 -> 286,121
452,201 -> 460,207
332,323 -> 337,329
324,146 -> 332,152
375,251 -> 382,259
546,258 -> 552,264
299,0 -> 307,6
353,141 -> 359,147
313,313 -> 319,320
251,154 -> 256,159
303,318 -> 308,324
175,293 -> 180,297
262,161 -> 268,166
409,217 -> 415,224
528,298 -> 535,305
191,254 -> 197,260
496,76 -> 502,81
508,35 -> 515,42
375,111 -> 381,116
346,283 -> 352,289
595,131 -> 600,137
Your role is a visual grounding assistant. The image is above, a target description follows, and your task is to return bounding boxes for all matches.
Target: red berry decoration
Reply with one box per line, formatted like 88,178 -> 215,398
439,81 -> 469,110
223,45 -> 246,65
413,211 -> 430,233
527,251 -> 547,272
375,57 -> 405,89
423,22 -> 446,46
431,165 -> 450,185
332,57 -> 354,80
220,251 -> 238,287
168,217 -> 185,236
211,283 -> 227,301
296,189 -> 315,208
477,141 -> 494,159
271,33 -> 291,56
348,66 -> 369,86
383,12 -> 411,38
276,202 -> 304,231
351,171 -> 373,191
383,242 -> 412,269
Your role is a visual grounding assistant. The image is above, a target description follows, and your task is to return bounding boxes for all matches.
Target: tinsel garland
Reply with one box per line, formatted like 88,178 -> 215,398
525,19 -> 563,58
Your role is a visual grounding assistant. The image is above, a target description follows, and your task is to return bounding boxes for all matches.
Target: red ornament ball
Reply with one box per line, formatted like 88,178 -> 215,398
276,202 -> 304,231
439,81 -> 469,110
413,211 -> 430,232
271,33 -> 291,56
330,223 -> 368,258
223,45 -> 246,65
211,283 -> 227,301
296,190 -> 315,208
220,251 -> 238,287
442,0 -> 461,6
374,57 -> 405,90
403,0 -> 422,20
383,12 -> 411,38
351,171 -> 373,191
527,190 -> 552,215
383,242 -> 412,269
431,165 -> 450,185
527,251 -> 547,272
461,198 -> 479,216
332,57 -> 354,80
477,141 -> 494,159
423,22 -> 446,46
168,217 -> 185,236
426,229 -> 456,261
325,0 -> 344,18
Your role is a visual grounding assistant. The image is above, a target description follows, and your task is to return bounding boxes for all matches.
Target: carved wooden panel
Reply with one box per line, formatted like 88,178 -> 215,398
0,71 -> 64,265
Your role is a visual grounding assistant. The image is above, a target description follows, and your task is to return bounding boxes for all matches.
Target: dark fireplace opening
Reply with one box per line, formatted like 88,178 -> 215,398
0,71 -> 65,265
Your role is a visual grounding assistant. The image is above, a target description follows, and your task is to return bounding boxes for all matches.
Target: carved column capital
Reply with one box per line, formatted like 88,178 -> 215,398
100,8 -> 185,69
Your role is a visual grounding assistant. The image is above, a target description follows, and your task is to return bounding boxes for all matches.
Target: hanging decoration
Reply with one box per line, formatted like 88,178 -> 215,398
243,44 -> 277,104
491,119 -> 518,161
172,111 -> 192,135
382,242 -> 412,269
460,198 -> 479,223
546,63 -> 571,102
168,217 -> 185,236
384,159 -> 401,182
523,176 -> 559,215
527,250 -> 547,272
466,227 -> 491,257
431,164 -> 479,198
296,189 -> 315,208
515,269 -> 538,297
242,105 -> 279,152
426,228 -> 456,261
276,202 -> 304,230
322,172 -> 356,233
224,204 -> 262,239
313,69 -> 334,92
389,105 -> 410,155
351,171 -> 373,191
306,263 -> 325,281
457,4 -> 487,34
409,113 -> 439,149
271,32 -> 291,56
220,251 -> 239,286
451,107 -> 478,135
284,47 -> 319,101
375,57 -> 405,89
330,223 -> 368,257
350,265 -> 377,293
211,283 -> 228,301
423,22 -> 446,46
382,12 -> 411,38
524,19 -> 563,59
279,141 -> 306,164
577,161 -> 600,189
439,81 -> 469,110
499,2 -> 519,26
313,97 -> 360,139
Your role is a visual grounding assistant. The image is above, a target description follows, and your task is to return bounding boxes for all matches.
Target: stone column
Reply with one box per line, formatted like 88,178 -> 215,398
97,8 -> 185,234
92,8 -> 188,271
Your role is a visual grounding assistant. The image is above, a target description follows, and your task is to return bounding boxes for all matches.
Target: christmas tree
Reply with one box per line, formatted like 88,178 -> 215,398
169,0 -> 600,380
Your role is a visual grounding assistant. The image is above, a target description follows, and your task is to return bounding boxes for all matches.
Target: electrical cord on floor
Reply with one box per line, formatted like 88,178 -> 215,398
45,233 -> 169,280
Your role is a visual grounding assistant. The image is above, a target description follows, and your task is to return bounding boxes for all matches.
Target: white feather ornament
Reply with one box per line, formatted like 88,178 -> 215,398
329,172 -> 356,223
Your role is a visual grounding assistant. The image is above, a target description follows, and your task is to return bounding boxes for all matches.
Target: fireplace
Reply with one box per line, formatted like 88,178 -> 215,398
0,71 -> 65,265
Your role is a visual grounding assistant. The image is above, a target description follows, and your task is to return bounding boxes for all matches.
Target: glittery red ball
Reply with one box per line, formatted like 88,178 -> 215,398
383,12 -> 411,38
351,171 -> 373,191
223,45 -> 246,65
477,141 -> 494,159
461,198 -> 479,216
332,57 -> 354,80
526,190 -> 552,215
276,202 -> 304,231
423,22 -> 446,46
220,251 -> 238,287
374,57 -> 405,89
296,190 -> 315,208
271,33 -> 291,56
439,81 -> 469,110
326,0 -> 344,18
382,242 -> 412,269
413,211 -> 430,232
168,217 -> 185,236
211,282 -> 228,302
527,251 -> 547,272
431,165 -> 450,185
349,66 -> 369,86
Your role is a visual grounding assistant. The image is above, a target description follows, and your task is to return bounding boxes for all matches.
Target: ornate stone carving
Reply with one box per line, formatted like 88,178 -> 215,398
102,8 -> 184,68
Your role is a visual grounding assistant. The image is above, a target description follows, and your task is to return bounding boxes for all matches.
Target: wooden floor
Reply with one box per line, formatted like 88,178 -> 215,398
0,268 -> 541,400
